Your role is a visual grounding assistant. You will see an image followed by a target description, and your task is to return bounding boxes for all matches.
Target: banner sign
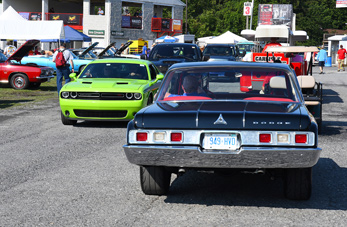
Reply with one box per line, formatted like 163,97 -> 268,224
172,20 -> 182,31
243,2 -> 252,16
49,14 -> 81,25
88,30 -> 105,35
252,53 -> 289,64
131,17 -> 142,29
161,19 -> 171,31
258,4 -> 293,27
336,0 -> 347,8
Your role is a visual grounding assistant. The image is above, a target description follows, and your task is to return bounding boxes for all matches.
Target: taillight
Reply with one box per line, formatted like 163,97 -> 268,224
136,132 -> 148,141
295,134 -> 307,143
171,132 -> 182,142
259,133 -> 271,143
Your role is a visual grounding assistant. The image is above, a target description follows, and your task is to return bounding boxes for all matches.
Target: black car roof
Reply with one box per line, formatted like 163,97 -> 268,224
205,44 -> 236,47
168,61 -> 292,71
155,43 -> 199,47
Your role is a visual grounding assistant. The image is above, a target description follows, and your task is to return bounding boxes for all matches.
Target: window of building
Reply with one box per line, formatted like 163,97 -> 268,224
90,0 -> 105,15
121,2 -> 143,29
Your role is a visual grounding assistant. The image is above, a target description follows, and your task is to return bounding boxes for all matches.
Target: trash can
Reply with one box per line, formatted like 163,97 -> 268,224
326,57 -> 332,67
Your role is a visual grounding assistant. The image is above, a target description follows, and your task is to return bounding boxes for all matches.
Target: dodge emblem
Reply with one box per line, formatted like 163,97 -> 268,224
214,114 -> 227,125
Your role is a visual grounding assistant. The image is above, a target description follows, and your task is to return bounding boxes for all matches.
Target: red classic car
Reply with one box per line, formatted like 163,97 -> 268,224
0,40 -> 54,89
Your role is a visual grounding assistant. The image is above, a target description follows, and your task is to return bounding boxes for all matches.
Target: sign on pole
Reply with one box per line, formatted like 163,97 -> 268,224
244,2 -> 252,16
336,0 -> 347,8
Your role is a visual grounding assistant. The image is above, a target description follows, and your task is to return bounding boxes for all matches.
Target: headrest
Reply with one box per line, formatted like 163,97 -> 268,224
297,76 -> 315,88
269,76 -> 286,89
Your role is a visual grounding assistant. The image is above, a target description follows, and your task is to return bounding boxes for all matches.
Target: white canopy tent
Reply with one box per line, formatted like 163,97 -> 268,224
0,6 -> 64,40
205,31 -> 247,44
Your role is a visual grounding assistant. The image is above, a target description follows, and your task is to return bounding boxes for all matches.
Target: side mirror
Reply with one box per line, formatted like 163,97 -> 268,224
156,73 -> 164,81
140,54 -> 148,60
202,55 -> 210,61
69,73 -> 77,81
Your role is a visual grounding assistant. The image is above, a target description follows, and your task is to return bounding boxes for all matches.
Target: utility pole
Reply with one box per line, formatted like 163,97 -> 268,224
250,0 -> 254,30
185,0 -> 188,34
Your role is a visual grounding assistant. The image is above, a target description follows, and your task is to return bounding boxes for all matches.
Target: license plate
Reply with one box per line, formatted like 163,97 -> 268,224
203,134 -> 238,150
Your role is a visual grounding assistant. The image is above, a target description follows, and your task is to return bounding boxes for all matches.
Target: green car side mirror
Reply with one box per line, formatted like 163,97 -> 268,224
69,73 -> 77,81
156,74 -> 164,81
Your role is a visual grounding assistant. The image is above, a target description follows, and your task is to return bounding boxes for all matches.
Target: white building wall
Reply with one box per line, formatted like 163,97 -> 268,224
83,0 -> 108,47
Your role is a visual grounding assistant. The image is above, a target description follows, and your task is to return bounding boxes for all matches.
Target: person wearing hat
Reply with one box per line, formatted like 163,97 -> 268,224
316,45 -> 327,74
337,45 -> 346,72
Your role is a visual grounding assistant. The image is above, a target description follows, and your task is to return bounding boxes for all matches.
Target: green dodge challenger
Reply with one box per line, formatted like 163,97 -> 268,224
59,58 -> 164,125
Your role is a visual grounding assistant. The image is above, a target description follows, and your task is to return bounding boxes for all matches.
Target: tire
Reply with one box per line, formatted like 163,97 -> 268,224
30,82 -> 41,89
61,112 -> 77,125
140,166 -> 171,195
10,73 -> 29,89
79,65 -> 86,74
284,167 -> 312,200
147,94 -> 153,105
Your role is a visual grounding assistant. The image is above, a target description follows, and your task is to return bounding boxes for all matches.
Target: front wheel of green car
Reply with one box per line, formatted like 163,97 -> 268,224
61,112 -> 77,125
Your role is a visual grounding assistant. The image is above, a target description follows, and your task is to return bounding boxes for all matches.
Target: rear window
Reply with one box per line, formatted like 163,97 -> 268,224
156,66 -> 299,102
149,45 -> 199,61
203,46 -> 236,56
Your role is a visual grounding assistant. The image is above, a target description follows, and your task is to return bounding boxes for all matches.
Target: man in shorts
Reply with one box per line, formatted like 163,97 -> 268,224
316,46 -> 327,74
337,45 -> 346,72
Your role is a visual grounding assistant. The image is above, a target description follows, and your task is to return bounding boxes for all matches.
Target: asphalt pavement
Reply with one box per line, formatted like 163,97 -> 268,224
0,65 -> 347,226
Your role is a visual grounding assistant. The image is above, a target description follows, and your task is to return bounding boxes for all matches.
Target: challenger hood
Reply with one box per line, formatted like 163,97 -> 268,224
135,101 -> 311,130
63,79 -> 146,92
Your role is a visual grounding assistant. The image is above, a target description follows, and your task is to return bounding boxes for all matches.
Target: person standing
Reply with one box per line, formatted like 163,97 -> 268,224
97,8 -> 104,15
316,46 -> 327,74
337,45 -> 346,72
4,41 -> 17,57
141,42 -> 148,59
52,43 -> 74,94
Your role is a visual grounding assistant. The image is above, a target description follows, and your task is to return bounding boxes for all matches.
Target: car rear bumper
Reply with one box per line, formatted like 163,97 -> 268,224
123,145 -> 321,168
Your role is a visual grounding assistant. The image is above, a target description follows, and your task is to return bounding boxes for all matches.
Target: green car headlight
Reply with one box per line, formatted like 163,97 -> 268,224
70,92 -> 78,99
134,93 -> 142,100
61,91 -> 70,99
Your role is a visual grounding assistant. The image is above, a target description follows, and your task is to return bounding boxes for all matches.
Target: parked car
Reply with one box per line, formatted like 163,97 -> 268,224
59,58 -> 164,125
0,39 -> 54,89
147,43 -> 202,74
202,43 -> 244,61
123,61 -> 322,200
20,42 -> 98,74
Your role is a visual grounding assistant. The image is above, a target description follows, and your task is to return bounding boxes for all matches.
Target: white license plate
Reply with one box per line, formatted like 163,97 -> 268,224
203,134 -> 238,150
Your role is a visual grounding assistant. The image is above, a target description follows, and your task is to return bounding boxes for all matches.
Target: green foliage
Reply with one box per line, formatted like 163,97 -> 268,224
183,0 -> 347,46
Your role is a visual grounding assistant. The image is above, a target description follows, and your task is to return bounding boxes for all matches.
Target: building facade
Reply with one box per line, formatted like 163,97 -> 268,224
1,0 -> 185,48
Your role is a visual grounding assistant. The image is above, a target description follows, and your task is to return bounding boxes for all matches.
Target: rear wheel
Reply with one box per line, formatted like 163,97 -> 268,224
61,112 -> 77,125
284,167 -> 312,200
140,166 -> 171,195
10,74 -> 29,89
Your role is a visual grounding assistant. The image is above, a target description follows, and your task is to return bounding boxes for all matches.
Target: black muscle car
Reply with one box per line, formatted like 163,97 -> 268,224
123,61 -> 322,200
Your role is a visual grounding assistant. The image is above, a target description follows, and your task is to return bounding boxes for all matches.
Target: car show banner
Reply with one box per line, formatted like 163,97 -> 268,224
336,0 -> 347,8
49,14 -> 81,25
258,4 -> 293,28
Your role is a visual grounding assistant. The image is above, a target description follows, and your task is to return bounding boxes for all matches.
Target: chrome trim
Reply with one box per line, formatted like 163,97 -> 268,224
128,130 -> 316,146
123,145 -> 322,168
36,75 -> 55,79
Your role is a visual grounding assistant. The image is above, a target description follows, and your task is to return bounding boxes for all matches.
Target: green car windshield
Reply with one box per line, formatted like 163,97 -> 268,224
79,63 -> 149,80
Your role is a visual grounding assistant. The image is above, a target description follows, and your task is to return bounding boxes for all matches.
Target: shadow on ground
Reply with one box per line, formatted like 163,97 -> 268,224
163,158 -> 347,210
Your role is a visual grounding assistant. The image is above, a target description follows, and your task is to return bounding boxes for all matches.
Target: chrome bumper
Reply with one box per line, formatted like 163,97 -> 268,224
123,145 -> 321,168
37,75 -> 55,79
